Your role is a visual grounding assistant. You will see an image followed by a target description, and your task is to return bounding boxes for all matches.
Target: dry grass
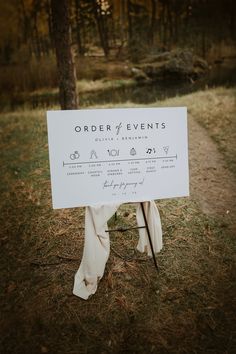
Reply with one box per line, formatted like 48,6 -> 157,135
0,55 -> 133,111
97,86 -> 236,175
157,87 -> 236,175
0,88 -> 235,353
0,55 -> 132,94
29,78 -> 136,97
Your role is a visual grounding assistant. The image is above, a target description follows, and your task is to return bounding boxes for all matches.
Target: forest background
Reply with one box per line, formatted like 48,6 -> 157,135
0,1 -> 236,354
0,0 -> 236,109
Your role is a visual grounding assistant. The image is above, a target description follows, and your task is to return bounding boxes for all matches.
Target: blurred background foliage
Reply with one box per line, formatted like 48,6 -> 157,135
0,0 -> 235,106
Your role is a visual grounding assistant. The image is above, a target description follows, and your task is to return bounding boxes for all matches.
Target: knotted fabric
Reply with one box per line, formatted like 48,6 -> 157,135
73,201 -> 162,300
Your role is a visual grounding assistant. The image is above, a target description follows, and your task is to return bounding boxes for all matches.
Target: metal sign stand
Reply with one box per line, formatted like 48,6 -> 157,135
106,202 -> 159,271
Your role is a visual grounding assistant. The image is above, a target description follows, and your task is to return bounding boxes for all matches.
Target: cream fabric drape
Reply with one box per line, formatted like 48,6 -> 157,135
73,201 -> 162,300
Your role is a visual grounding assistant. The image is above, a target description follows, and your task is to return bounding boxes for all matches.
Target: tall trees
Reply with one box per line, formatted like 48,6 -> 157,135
93,0 -> 111,57
0,0 -> 235,66
51,0 -> 78,109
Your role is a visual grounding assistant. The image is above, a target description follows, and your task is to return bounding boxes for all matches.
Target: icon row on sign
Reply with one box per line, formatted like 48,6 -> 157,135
69,146 -> 170,160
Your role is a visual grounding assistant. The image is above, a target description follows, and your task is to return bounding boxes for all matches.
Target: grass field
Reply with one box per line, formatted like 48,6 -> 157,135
0,87 -> 235,353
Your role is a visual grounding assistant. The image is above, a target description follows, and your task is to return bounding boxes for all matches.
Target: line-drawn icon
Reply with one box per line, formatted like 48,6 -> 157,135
108,149 -> 119,157
130,148 -> 137,156
90,150 -> 98,159
70,151 -> 80,160
163,146 -> 169,155
146,148 -> 156,154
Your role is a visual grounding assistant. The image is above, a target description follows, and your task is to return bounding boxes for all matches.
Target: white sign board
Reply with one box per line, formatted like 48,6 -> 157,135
47,107 -> 189,209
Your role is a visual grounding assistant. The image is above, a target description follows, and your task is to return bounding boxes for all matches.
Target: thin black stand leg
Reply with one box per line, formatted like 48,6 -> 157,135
141,202 -> 159,271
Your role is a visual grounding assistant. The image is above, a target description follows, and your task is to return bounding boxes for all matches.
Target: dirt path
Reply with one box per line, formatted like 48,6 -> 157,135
188,115 -> 236,219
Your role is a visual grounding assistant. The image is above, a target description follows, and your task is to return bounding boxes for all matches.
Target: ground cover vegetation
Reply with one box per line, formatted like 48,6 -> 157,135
0,87 -> 235,353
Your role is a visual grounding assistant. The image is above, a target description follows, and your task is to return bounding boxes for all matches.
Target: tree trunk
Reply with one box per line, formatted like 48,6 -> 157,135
127,0 -> 133,45
51,0 -> 78,110
173,9 -> 179,44
163,3 -> 167,47
19,0 -> 29,44
167,0 -> 173,47
33,12 -> 41,59
74,0 -> 84,56
93,1 -> 109,57
149,0 -> 157,45
45,0 -> 54,50
229,0 -> 236,40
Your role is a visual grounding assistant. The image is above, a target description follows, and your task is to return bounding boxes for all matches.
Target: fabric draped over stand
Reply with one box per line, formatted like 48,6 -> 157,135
73,201 -> 162,300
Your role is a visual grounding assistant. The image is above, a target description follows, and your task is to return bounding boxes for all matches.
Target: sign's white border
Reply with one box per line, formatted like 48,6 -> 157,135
47,107 -> 189,209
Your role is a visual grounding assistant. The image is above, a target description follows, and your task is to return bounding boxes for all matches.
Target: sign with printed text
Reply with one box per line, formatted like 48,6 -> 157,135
47,107 -> 189,209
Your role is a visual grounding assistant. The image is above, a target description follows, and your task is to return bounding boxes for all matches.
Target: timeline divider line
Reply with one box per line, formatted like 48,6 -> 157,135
63,155 -> 177,166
